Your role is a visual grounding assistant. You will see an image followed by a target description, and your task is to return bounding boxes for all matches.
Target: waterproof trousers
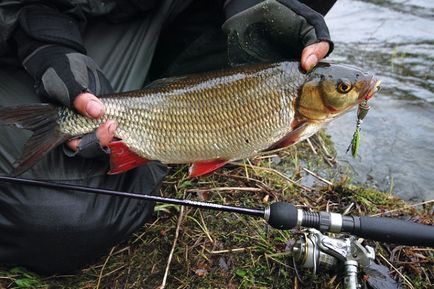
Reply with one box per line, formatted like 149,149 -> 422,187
0,6 -> 187,275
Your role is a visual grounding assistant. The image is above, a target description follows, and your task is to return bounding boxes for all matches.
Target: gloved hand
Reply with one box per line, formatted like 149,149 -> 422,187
14,5 -> 117,158
222,0 -> 334,71
16,43 -> 113,108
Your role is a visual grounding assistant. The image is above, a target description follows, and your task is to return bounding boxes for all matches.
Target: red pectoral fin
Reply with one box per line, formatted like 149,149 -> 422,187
189,160 -> 228,178
107,141 -> 149,174
268,122 -> 308,150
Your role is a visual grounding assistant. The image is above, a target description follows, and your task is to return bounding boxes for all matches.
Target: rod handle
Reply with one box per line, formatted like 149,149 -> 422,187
345,216 -> 434,247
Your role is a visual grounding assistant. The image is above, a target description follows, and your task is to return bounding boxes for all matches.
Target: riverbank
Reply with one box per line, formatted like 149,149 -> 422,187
0,133 -> 432,289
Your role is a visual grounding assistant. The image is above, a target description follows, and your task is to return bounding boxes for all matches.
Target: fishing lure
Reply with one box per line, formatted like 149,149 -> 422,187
347,99 -> 370,158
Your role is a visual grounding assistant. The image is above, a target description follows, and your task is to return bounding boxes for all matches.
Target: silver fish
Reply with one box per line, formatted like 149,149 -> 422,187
0,61 -> 380,176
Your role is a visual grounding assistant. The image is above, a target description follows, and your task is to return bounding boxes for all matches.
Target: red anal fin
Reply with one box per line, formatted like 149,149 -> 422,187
189,160 -> 228,178
107,141 -> 149,174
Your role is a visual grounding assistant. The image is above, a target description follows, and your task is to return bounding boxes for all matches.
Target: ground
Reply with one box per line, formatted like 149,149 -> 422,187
0,132 -> 433,289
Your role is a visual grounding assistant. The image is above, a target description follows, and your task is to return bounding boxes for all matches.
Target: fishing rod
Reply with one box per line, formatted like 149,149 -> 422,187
0,176 -> 433,247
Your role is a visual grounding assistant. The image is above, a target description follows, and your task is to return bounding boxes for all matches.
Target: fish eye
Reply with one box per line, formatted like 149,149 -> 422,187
337,79 -> 353,94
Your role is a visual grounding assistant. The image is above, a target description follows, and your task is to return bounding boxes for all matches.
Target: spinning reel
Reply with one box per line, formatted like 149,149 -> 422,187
291,229 -> 375,289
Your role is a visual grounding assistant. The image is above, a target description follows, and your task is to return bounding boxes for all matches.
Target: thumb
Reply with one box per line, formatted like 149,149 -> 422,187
73,92 -> 105,119
301,41 -> 330,72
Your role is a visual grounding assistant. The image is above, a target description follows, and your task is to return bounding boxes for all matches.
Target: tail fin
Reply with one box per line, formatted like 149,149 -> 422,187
0,104 -> 69,176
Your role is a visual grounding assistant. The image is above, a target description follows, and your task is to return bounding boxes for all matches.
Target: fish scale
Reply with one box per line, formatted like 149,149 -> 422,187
58,62 -> 304,163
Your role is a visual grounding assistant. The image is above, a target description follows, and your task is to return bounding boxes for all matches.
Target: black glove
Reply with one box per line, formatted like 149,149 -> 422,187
14,5 -> 113,158
62,132 -> 111,159
14,5 -> 113,107
222,0 -> 334,65
16,43 -> 113,107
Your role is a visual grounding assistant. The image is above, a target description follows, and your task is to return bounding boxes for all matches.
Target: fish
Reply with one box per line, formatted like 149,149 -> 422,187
0,61 -> 380,177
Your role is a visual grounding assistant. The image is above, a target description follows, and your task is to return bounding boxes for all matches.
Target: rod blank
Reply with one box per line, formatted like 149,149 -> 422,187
1,176 -> 433,247
0,176 -> 264,217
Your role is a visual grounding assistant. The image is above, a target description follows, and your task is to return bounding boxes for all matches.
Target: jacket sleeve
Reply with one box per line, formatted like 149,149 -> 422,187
13,4 -> 112,107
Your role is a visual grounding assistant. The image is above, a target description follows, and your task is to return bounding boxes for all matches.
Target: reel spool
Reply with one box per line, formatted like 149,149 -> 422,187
292,231 -> 338,274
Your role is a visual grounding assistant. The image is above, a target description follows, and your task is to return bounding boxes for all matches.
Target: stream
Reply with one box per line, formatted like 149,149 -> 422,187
325,0 -> 434,201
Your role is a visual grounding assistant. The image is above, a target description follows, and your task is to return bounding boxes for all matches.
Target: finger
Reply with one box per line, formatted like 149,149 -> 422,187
301,41 -> 330,72
65,120 -> 117,152
95,120 -> 117,147
66,138 -> 81,151
73,92 -> 105,119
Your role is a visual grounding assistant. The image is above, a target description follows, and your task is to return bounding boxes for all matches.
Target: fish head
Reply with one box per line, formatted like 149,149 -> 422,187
297,63 -> 381,121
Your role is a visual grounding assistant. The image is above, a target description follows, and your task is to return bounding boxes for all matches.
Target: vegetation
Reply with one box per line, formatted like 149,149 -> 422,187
0,132 -> 432,289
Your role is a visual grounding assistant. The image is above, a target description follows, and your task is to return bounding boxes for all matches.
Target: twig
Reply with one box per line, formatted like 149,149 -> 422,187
371,199 -> 434,217
302,167 -> 333,186
209,247 -> 254,254
245,159 -> 253,180
96,246 -> 115,289
395,260 -> 431,265
255,154 -> 279,160
306,138 -> 317,154
343,202 -> 355,215
101,265 -> 126,278
132,219 -> 160,244
377,253 -> 415,289
123,247 -> 132,289
256,146 -> 290,157
312,134 -> 335,166
187,187 -> 263,193
406,248 -> 434,252
216,173 -> 274,191
264,253 -> 292,268
317,134 -> 331,154
0,276 -> 15,280
159,206 -> 185,289
198,210 -> 214,244
113,246 -> 130,255
230,161 -> 313,192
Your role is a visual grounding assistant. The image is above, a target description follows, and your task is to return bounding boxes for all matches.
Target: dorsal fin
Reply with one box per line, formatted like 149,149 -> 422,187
144,75 -> 189,89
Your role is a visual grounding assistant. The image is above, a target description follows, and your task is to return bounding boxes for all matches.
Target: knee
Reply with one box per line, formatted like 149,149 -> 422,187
0,188 -> 155,274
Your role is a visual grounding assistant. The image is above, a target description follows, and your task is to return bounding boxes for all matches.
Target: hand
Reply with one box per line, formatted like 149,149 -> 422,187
301,41 -> 330,72
14,5 -> 116,158
223,0 -> 334,67
66,92 -> 117,151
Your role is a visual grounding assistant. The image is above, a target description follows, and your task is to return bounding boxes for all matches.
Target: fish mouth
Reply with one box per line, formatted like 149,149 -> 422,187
362,77 -> 381,101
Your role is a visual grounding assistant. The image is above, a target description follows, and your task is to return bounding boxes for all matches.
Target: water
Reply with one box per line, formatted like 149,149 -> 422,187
324,0 -> 434,201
